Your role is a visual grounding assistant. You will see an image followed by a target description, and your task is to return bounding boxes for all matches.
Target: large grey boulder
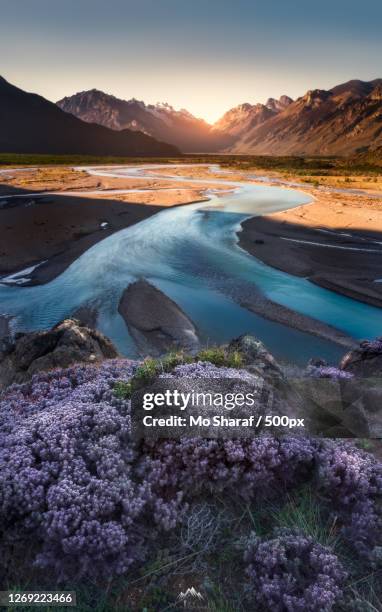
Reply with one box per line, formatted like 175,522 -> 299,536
118,279 -> 199,356
227,335 -> 381,437
0,318 -> 118,390
337,338 -> 382,436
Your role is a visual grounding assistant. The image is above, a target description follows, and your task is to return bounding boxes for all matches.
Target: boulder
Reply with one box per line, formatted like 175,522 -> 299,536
0,315 -> 13,354
228,335 -> 283,378
337,338 -> 382,436
71,303 -> 99,329
340,338 -> 382,377
118,279 -> 199,356
339,378 -> 382,437
0,318 -> 118,390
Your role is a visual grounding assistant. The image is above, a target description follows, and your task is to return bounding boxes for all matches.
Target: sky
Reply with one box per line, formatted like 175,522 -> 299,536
1,0 -> 381,123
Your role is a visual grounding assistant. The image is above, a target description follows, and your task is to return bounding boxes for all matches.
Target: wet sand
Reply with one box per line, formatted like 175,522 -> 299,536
0,193 -> 176,285
238,190 -> 382,308
0,166 -> 225,285
1,164 -> 380,348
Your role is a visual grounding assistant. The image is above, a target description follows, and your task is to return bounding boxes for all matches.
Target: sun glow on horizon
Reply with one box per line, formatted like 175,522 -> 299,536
1,0 -> 381,125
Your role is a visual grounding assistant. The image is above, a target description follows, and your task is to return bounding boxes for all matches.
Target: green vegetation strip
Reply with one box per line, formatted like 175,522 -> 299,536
0,152 -> 381,173
113,347 -> 244,399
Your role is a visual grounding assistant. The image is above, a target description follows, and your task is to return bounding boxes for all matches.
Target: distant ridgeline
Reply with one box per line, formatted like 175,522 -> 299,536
1,75 -> 381,156
57,79 -> 382,155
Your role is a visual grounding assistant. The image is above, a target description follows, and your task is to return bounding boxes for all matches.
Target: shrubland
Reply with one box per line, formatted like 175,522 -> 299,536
0,346 -> 381,611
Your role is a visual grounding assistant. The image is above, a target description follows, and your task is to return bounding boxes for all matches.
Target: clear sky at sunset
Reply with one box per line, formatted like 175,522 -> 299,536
1,0 -> 381,123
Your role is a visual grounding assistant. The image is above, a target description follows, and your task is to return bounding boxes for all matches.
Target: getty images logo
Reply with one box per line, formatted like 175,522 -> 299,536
176,586 -> 206,609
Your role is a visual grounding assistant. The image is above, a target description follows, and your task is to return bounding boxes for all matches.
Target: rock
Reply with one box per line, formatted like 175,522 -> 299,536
308,358 -> 328,368
228,335 -> 328,432
71,303 -> 99,328
118,279 -> 199,356
0,319 -> 118,390
339,378 -> 382,437
0,314 -> 13,354
229,335 -> 376,436
228,335 -> 282,378
338,339 -> 382,435
340,338 -> 382,377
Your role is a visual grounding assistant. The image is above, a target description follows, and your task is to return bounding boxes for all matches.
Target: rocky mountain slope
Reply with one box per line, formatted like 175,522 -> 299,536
57,89 -> 233,153
213,96 -> 292,138
351,144 -> 382,167
0,76 -> 179,156
58,79 -> 382,155
229,79 -> 382,155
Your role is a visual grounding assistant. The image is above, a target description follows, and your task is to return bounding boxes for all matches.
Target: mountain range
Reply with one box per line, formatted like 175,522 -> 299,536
0,76 -> 179,156
0,75 -> 381,157
229,79 -> 382,155
57,89 -> 233,153
58,80 -> 382,156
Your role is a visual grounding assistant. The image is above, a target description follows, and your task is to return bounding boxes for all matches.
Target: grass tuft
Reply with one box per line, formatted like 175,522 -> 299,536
113,346 -> 244,398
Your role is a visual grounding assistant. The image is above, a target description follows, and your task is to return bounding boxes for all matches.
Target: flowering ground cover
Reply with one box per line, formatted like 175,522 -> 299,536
0,357 -> 381,611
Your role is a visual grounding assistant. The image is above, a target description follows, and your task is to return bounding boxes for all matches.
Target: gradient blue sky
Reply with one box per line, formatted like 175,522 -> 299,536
1,0 -> 381,122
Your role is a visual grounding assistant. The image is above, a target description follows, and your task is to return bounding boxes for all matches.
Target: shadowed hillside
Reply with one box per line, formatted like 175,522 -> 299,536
0,77 -> 179,156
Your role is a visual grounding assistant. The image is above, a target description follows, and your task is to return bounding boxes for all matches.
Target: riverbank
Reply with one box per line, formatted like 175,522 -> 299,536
238,188 -> 382,308
1,163 -> 380,361
0,194 -> 171,285
0,166 -> 226,285
151,163 -> 382,309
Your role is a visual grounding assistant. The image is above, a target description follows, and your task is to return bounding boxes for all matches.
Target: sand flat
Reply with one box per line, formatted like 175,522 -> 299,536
0,166 -> 228,284
239,188 -> 382,307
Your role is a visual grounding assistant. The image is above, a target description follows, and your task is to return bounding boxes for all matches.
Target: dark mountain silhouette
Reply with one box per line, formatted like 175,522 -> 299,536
0,76 -> 179,156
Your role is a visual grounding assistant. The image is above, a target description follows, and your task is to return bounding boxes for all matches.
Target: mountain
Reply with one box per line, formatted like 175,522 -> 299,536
0,76 -> 179,156
265,95 -> 293,113
8,75 -> 380,157
229,79 -> 382,155
212,96 -> 292,139
57,89 -> 233,153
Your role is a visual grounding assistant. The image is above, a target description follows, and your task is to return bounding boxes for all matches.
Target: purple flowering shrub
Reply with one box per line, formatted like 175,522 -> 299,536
140,435 -> 316,501
0,357 -> 381,587
308,365 -> 354,380
0,360 -> 184,580
317,441 -> 382,560
244,531 -> 347,612
164,361 -> 255,380
359,337 -> 382,354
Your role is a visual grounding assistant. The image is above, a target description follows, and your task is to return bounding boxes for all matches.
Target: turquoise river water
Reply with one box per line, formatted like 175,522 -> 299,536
1,164 -> 381,365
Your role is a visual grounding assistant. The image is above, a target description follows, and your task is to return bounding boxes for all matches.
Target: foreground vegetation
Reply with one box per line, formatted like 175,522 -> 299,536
1,343 -> 381,611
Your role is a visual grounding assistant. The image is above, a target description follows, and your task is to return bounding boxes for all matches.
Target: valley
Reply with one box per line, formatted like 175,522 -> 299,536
1,162 -> 381,366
